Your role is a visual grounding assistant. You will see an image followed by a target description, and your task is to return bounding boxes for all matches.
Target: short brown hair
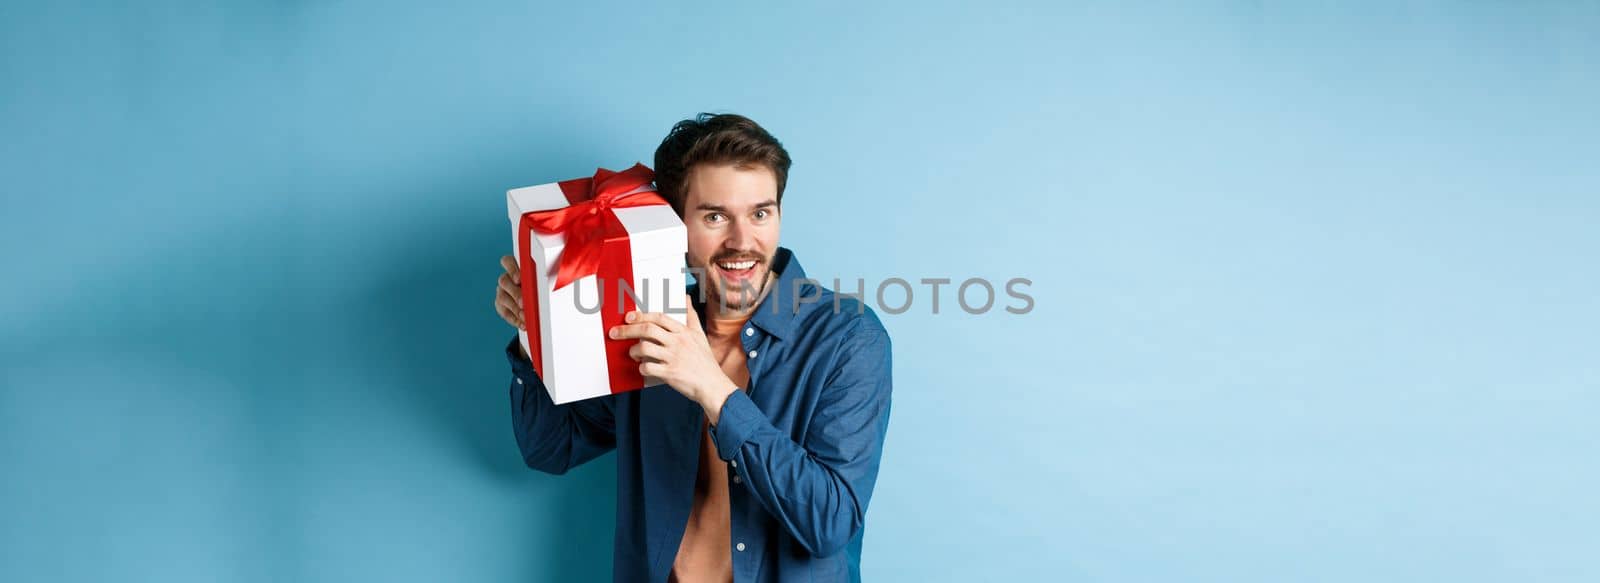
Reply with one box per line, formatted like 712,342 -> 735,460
652,113 -> 792,216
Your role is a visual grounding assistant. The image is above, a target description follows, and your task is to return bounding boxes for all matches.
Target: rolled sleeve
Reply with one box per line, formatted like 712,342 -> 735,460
506,334 -> 617,475
711,390 -> 764,461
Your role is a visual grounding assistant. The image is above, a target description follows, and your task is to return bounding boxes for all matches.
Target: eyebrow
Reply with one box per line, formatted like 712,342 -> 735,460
694,199 -> 778,213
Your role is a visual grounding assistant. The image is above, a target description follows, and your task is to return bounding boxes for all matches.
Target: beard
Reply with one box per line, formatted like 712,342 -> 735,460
698,250 -> 774,314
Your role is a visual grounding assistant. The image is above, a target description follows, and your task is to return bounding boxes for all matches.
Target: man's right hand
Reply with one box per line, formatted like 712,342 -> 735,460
496,255 -> 530,360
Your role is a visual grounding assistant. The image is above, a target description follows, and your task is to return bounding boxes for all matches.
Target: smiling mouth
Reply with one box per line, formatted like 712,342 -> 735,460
714,257 -> 762,280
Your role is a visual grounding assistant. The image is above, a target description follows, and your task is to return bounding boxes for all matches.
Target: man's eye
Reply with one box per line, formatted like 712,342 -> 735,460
753,209 -> 770,220
705,213 -> 726,224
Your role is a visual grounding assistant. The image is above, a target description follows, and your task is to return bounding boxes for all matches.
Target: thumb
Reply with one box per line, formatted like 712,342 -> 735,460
682,294 -> 701,329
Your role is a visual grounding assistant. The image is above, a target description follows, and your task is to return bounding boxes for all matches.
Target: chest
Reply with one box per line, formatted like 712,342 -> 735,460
708,333 -> 751,385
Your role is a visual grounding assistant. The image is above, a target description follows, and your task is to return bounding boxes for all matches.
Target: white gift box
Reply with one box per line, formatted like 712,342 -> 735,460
507,170 -> 688,404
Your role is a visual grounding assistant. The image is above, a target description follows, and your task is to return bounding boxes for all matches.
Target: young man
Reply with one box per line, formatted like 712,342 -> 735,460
493,113 -> 893,583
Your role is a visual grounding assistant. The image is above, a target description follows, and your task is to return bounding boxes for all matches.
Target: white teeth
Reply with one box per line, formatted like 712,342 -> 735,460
718,260 -> 756,271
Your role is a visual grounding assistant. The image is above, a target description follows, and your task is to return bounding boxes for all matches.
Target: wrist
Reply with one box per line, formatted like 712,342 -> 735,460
697,378 -> 739,424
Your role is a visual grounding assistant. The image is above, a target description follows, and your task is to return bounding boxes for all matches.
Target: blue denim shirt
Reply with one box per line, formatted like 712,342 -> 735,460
507,247 -> 893,582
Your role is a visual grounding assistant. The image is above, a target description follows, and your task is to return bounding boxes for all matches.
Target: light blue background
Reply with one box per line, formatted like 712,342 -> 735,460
4,2 -> 1597,581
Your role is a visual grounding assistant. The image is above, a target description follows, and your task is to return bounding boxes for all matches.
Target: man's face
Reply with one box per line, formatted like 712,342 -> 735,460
681,163 -> 781,315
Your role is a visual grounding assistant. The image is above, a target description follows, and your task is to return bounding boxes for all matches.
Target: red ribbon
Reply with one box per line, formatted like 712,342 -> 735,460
517,163 -> 666,393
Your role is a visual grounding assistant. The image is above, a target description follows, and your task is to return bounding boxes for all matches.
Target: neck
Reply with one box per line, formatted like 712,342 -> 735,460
709,304 -> 756,323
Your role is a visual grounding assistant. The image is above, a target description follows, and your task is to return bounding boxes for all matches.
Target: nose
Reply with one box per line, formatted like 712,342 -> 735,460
724,217 -> 757,252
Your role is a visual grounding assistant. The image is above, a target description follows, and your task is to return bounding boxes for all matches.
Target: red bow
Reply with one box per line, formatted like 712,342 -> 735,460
522,163 -> 664,289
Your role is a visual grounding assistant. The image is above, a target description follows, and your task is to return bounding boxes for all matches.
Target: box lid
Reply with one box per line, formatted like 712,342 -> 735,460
507,181 -> 685,261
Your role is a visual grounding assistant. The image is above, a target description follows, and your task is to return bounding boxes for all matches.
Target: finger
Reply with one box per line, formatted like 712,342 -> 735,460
496,297 -> 522,329
610,322 -> 669,344
627,341 -> 668,362
626,309 -> 684,333
498,274 -> 522,305
682,294 -> 700,328
497,289 -> 526,328
638,361 -> 664,378
500,255 -> 518,277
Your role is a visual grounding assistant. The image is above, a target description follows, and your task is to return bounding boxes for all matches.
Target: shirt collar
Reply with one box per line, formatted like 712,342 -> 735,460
689,247 -> 808,341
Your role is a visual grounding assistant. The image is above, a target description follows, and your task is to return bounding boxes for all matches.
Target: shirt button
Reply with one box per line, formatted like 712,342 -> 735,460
736,542 -> 746,552
745,327 -> 754,337
730,460 -> 737,468
747,350 -> 757,359
515,378 -> 523,385
733,475 -> 742,484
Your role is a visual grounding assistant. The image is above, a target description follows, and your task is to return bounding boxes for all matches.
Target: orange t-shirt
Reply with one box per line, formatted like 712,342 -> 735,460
669,313 -> 753,583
